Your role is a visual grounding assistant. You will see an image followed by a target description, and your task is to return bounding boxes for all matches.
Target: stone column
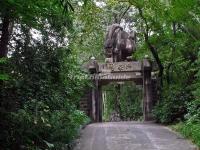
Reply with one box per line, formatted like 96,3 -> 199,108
91,79 -> 97,122
94,77 -> 99,122
88,57 -> 103,122
142,59 -> 153,121
88,58 -> 99,122
98,85 -> 103,122
92,76 -> 102,122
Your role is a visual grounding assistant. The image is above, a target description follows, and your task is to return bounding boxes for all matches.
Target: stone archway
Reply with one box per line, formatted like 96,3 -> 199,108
86,58 -> 155,122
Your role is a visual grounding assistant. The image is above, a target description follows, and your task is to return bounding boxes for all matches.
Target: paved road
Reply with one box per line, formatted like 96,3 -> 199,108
74,122 -> 197,150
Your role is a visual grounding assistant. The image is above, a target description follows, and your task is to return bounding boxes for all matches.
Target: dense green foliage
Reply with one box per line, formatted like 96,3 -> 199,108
174,52 -> 200,148
103,82 -> 143,121
172,122 -> 200,147
0,45 -> 89,149
119,83 -> 143,120
188,52 -> 200,124
153,86 -> 192,123
0,0 -> 90,149
0,58 -> 9,80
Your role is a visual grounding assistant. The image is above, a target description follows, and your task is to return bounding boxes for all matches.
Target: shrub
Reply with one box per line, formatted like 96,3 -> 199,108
0,44 -> 90,149
153,86 -> 192,124
173,122 -> 200,148
5,103 -> 89,150
103,82 -> 143,121
185,99 -> 200,123
119,82 -> 143,120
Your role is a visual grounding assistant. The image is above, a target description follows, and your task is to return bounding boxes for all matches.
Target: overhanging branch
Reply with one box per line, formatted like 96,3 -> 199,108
137,7 -> 164,86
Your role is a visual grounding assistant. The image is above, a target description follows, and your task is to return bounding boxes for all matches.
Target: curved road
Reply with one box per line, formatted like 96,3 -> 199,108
74,122 -> 197,150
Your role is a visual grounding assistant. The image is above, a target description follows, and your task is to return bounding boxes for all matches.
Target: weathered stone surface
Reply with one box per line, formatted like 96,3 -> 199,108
74,122 -> 197,150
79,89 -> 91,116
98,72 -> 142,83
99,61 -> 142,73
104,24 -> 136,61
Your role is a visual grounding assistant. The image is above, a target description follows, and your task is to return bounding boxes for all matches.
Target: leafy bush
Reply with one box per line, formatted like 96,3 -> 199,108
0,43 -> 90,149
170,51 -> 200,148
185,99 -> 200,123
172,122 -> 200,148
153,86 -> 192,124
0,58 -> 9,81
186,52 -> 200,124
103,82 -> 143,121
169,51 -> 200,149
8,106 -> 89,150
119,82 -> 143,120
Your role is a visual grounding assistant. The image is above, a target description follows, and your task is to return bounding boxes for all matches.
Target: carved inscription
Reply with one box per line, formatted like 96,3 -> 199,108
99,61 -> 142,73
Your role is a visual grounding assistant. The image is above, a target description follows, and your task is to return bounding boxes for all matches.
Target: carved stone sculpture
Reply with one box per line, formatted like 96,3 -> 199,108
104,24 -> 136,62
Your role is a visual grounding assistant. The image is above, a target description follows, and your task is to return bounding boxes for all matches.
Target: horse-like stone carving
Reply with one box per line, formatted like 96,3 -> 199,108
104,24 -> 136,62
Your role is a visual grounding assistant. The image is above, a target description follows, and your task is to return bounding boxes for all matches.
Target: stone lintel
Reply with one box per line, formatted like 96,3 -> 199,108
99,61 -> 142,73
97,72 -> 142,84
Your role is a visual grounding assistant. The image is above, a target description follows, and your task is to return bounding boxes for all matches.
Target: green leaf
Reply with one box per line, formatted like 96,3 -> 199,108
0,74 -> 9,80
43,140 -> 54,148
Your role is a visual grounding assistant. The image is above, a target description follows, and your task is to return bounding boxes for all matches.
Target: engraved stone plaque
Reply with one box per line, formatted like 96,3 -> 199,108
99,61 -> 142,73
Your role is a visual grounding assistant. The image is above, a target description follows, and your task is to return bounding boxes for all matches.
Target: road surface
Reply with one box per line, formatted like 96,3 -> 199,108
74,122 -> 197,150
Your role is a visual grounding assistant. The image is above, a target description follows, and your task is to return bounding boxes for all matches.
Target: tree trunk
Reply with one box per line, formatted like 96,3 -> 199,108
0,14 -> 10,58
138,8 -> 164,87
145,40 -> 164,86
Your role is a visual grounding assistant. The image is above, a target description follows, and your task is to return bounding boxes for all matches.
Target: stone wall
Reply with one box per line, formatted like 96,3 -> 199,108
79,89 -> 91,117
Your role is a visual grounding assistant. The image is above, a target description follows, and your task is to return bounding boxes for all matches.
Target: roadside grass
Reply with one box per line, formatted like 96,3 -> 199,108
170,122 -> 200,149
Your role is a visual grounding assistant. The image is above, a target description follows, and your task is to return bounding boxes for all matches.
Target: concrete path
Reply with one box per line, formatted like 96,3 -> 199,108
74,122 -> 197,150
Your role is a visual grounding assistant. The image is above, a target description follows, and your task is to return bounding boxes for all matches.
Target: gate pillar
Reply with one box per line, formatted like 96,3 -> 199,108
97,85 -> 103,122
142,59 -> 153,121
88,58 -> 102,122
